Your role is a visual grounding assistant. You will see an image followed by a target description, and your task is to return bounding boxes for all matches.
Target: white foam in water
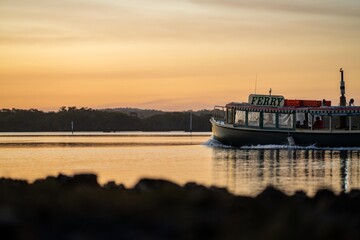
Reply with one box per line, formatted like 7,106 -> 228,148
203,138 -> 234,149
204,137 -> 360,151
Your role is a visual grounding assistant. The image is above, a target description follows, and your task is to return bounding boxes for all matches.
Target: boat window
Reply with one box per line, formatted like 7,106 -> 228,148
295,113 -> 311,129
315,116 -> 330,130
352,116 -> 360,130
235,110 -> 246,126
279,113 -> 293,129
248,112 -> 260,127
263,113 -> 276,128
330,116 -> 339,130
226,108 -> 234,124
296,113 -> 305,123
331,116 -> 348,130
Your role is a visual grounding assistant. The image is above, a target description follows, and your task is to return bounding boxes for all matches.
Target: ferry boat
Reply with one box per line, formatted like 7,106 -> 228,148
211,69 -> 360,147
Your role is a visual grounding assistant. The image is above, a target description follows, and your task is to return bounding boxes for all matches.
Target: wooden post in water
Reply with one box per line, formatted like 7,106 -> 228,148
189,111 -> 192,135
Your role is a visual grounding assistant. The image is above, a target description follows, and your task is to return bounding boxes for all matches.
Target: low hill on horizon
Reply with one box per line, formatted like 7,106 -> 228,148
103,107 -> 165,119
103,107 -> 217,119
0,107 -> 219,132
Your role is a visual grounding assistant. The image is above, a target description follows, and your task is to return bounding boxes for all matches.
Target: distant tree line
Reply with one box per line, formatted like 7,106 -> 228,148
0,107 -> 213,132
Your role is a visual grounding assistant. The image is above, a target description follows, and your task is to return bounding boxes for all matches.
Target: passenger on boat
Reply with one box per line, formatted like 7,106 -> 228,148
302,120 -> 308,129
313,117 -> 323,129
349,98 -> 355,106
296,121 -> 301,128
322,99 -> 326,106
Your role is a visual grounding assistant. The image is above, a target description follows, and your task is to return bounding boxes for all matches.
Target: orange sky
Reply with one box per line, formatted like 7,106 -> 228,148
1,0 -> 360,111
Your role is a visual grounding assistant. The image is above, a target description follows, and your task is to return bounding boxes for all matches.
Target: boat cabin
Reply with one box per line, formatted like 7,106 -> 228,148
215,94 -> 360,132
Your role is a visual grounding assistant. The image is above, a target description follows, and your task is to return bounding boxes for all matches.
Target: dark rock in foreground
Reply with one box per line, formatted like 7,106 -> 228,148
0,174 -> 359,240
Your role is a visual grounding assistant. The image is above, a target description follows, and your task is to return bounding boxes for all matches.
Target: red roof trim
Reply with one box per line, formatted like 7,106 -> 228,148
226,102 -> 360,113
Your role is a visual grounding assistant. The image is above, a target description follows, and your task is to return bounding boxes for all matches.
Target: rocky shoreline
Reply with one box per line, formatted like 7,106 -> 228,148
1,174 -> 359,240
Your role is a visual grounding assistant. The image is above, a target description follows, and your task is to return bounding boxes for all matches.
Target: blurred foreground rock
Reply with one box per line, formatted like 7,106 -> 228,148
0,174 -> 359,240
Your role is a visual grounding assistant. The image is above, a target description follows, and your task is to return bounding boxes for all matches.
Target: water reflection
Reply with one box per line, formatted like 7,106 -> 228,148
1,133 -> 360,197
212,148 -> 360,196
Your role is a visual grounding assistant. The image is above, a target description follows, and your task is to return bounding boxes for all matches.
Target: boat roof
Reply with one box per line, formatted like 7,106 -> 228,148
226,102 -> 360,115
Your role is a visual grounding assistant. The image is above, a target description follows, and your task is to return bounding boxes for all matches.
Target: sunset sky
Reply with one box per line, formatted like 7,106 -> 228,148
1,0 -> 360,111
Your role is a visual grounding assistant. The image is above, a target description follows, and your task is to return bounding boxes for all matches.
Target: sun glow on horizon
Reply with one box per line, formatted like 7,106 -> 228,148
1,0 -> 360,110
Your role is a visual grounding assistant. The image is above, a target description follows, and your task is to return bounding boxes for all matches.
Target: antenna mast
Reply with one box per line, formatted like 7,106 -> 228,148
340,68 -> 346,106
339,68 -> 347,129
255,73 -> 257,94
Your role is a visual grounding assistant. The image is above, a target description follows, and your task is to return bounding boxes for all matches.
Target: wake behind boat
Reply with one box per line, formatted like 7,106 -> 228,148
211,69 -> 360,147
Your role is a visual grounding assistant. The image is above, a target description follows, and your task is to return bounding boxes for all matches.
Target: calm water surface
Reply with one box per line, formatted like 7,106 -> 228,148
0,132 -> 359,196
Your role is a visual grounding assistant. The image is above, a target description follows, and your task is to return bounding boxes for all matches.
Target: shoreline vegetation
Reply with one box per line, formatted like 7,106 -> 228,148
1,174 -> 359,239
0,107 -> 215,132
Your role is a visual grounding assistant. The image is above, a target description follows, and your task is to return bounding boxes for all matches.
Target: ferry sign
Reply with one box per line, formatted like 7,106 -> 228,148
248,94 -> 285,107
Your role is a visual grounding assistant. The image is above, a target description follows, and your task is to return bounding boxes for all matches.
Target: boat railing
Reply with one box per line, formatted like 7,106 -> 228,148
213,106 -> 226,123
